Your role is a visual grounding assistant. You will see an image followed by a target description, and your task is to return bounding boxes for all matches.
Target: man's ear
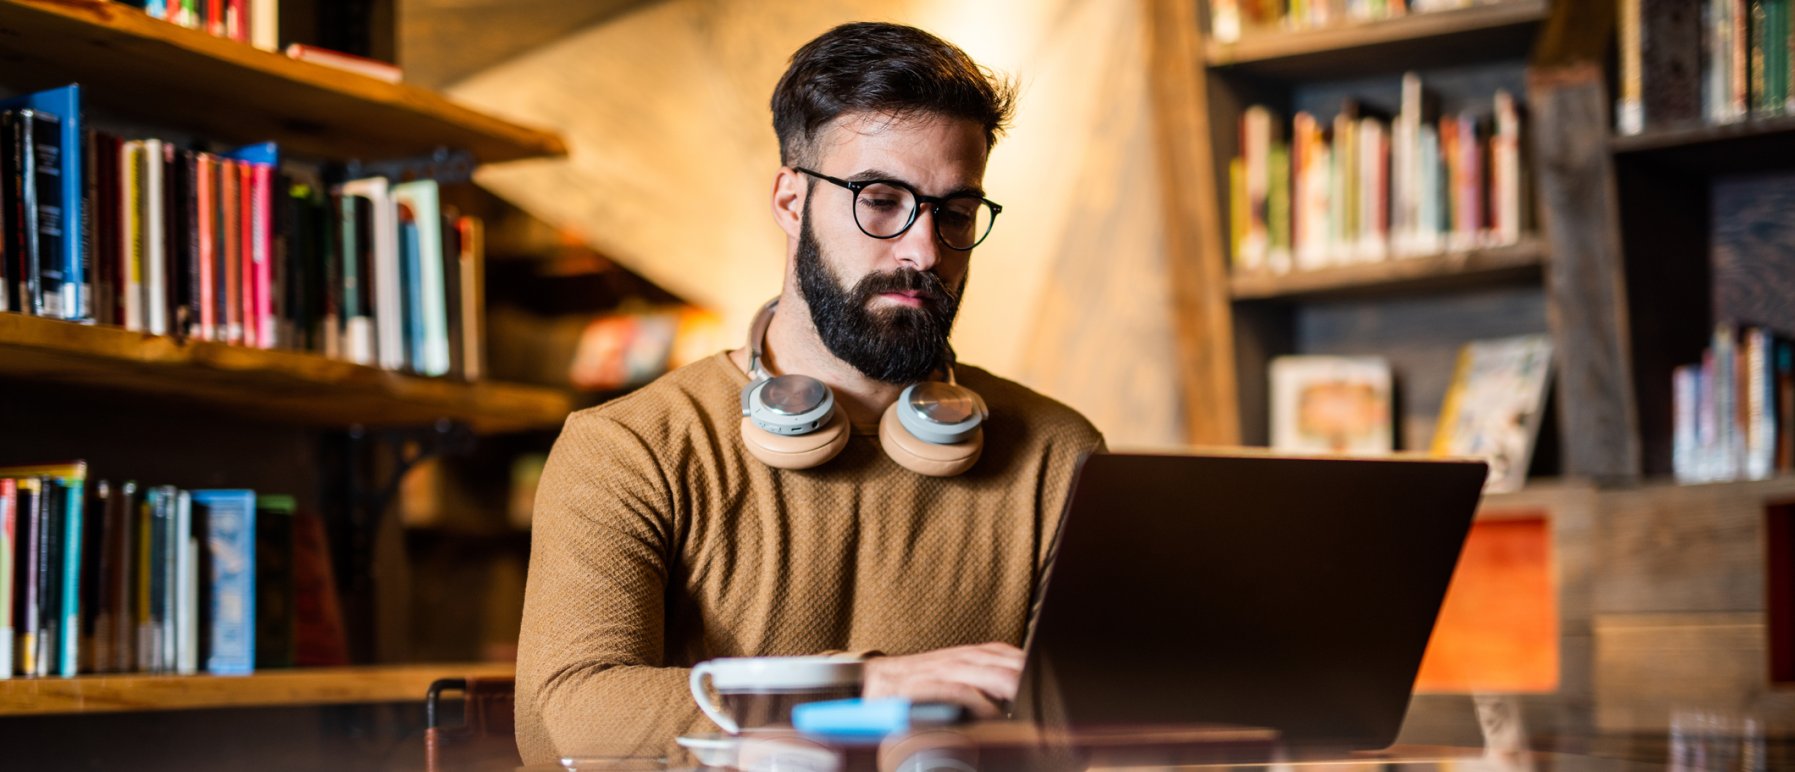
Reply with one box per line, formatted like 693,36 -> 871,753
771,167 -> 806,240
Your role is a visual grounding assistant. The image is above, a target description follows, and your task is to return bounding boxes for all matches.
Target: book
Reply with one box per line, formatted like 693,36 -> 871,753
341,176 -> 401,371
0,479 -> 12,678
254,495 -> 295,669
1432,334 -> 1555,494
457,216 -> 486,381
143,139 -> 167,336
0,85 -> 86,321
1269,355 -> 1395,455
121,140 -> 145,332
1619,0 -> 1705,133
394,180 -> 450,376
291,508 -> 348,667
250,0 -> 278,52
283,44 -> 403,84
193,489 -> 256,675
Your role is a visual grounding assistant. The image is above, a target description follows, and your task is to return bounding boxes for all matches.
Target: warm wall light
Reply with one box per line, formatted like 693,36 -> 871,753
1414,514 -> 1561,694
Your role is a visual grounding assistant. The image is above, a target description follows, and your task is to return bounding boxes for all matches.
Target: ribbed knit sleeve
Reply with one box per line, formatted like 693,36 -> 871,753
515,410 -> 709,763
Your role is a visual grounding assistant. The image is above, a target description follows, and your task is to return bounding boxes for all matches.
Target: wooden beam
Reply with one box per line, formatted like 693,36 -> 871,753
1528,63 -> 1642,482
1144,0 -> 1241,446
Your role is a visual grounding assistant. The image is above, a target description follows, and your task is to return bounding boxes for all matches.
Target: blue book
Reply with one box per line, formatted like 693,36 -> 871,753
147,0 -> 168,19
393,180 -> 449,376
399,214 -> 424,371
0,85 -> 85,321
57,478 -> 84,677
193,489 -> 256,675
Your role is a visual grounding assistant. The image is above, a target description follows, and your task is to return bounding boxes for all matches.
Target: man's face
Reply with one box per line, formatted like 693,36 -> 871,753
793,112 -> 989,384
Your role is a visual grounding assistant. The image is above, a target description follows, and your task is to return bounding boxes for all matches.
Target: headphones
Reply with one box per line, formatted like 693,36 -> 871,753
739,298 -> 988,477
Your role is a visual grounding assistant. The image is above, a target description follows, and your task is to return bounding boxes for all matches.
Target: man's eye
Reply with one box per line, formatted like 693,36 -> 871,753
860,198 -> 903,211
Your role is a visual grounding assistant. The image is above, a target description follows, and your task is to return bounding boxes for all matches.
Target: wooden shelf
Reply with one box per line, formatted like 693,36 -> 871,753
0,315 -> 574,433
0,0 -> 566,163
1611,116 -> 1795,176
0,662 -> 512,716
1228,239 -> 1547,302
1205,0 -> 1548,80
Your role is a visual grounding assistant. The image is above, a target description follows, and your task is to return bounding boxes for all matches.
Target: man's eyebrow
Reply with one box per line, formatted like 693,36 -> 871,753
847,168 -> 986,198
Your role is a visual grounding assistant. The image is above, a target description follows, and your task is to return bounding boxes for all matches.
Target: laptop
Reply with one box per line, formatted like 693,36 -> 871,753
1012,451 -> 1488,751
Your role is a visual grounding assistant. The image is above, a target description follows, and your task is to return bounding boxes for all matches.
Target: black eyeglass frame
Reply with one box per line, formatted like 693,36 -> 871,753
794,166 -> 1003,251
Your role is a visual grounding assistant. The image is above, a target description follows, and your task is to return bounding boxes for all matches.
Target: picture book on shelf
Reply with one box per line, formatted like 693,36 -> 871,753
1432,334 -> 1554,493
1270,355 -> 1395,455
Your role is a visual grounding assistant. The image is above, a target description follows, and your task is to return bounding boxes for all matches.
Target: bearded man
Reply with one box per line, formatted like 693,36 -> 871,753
516,21 -> 1104,765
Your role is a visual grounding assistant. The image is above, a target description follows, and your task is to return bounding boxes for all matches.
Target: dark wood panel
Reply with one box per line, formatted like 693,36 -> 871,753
1590,477 -> 1795,615
1205,0 -> 1547,80
1712,173 -> 1795,335
1530,65 -> 1644,483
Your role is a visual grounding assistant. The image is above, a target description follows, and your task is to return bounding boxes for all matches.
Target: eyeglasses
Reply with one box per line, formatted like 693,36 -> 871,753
795,167 -> 1002,251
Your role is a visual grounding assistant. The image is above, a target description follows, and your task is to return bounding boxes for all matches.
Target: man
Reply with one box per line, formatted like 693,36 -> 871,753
516,22 -> 1104,764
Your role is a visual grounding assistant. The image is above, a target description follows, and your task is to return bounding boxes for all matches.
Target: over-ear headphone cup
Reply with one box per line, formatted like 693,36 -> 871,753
740,409 -> 850,470
879,402 -> 983,477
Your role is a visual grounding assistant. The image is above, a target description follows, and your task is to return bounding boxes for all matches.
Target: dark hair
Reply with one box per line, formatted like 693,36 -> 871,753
771,22 -> 1017,166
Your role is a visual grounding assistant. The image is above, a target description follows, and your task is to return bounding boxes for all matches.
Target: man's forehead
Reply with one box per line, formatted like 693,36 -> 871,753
812,110 -> 989,182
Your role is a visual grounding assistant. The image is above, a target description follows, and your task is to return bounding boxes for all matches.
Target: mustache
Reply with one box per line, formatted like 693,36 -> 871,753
852,268 -> 957,306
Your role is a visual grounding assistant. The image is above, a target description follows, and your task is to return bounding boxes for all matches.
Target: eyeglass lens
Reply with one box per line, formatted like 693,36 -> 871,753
853,183 -> 994,249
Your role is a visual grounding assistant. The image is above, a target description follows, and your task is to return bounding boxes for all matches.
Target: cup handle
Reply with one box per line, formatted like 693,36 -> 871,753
689,663 -> 739,734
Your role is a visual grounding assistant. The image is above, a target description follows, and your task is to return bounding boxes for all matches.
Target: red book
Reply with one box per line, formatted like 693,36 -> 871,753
220,159 -> 241,344
1,477 -> 14,677
226,0 -> 247,43
207,0 -> 224,37
195,154 -> 216,341
250,163 -> 273,349
239,162 -> 255,348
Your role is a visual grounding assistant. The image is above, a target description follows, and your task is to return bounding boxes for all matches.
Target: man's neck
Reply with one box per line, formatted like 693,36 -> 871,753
736,289 -> 907,427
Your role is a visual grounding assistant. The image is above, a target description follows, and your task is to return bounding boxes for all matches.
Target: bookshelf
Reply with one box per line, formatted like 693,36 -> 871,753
0,0 -> 575,724
1611,116 -> 1795,175
0,0 -> 566,163
1173,0 -> 1557,450
1228,239 -> 1547,301
0,315 -> 573,433
0,662 -> 513,716
1206,0 -> 1550,79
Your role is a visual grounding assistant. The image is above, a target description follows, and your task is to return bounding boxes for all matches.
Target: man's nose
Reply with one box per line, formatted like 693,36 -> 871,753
893,205 -> 944,273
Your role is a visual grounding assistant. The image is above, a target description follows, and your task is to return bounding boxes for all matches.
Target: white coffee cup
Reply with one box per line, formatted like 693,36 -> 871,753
688,656 -> 865,734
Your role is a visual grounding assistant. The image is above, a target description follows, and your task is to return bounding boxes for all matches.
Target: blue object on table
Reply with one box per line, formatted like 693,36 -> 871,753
793,697 -> 913,736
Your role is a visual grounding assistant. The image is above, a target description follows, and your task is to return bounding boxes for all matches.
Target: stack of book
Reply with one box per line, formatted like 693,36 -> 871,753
1673,325 -> 1795,484
1211,0 -> 1500,43
1617,0 -> 1795,134
121,0 -> 279,51
1,84 -> 488,381
1229,74 -> 1529,275
0,461 -> 348,678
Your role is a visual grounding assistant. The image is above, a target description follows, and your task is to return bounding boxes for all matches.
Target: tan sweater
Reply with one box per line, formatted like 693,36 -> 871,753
516,352 -> 1104,764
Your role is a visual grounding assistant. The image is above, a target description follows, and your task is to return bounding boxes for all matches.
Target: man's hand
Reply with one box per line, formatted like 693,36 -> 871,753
860,642 -> 1025,719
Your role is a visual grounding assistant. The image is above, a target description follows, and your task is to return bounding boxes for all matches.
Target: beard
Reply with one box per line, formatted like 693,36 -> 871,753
795,210 -> 965,384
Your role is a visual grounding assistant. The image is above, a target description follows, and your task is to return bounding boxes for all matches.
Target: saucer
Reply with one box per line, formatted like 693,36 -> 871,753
675,733 -> 739,767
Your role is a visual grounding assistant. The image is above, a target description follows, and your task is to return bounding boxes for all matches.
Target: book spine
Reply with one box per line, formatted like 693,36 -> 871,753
196,155 -> 216,340
250,0 -> 278,52
113,481 -> 137,672
28,111 -> 66,320
174,491 -> 195,675
1618,0 -> 1644,133
199,490 -> 256,674
122,141 -> 143,332
57,479 -> 82,676
253,163 -> 274,348
459,217 -> 484,381
37,478 -> 61,677
17,111 -> 41,317
221,159 -> 242,344
0,479 -> 13,678
143,140 -> 166,335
